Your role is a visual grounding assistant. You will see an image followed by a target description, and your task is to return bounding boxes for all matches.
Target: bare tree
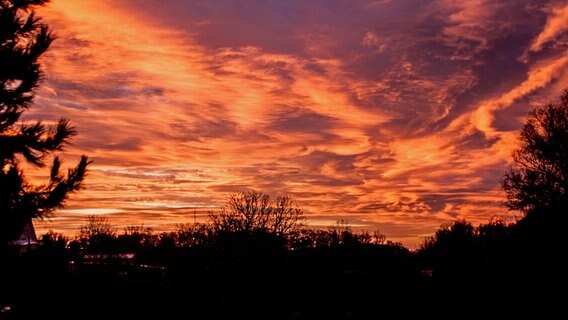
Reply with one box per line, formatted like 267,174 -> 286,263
79,215 -> 116,252
80,215 -> 116,239
209,190 -> 304,237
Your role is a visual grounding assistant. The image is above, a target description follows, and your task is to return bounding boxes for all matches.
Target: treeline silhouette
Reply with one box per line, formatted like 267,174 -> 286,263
2,211 -> 416,319
1,204 -> 564,319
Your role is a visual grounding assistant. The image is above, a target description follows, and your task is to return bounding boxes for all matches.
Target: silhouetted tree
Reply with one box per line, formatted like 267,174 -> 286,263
80,215 -> 115,237
40,230 -> 67,250
209,190 -> 304,238
79,215 -> 116,252
420,220 -> 477,254
117,224 -> 157,250
0,0 -> 89,245
502,90 -> 568,215
172,223 -> 213,248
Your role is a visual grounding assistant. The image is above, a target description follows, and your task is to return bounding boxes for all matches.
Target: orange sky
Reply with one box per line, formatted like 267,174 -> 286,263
28,0 -> 568,248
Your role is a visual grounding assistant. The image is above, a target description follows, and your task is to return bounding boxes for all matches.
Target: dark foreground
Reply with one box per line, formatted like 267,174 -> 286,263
1,219 -> 564,320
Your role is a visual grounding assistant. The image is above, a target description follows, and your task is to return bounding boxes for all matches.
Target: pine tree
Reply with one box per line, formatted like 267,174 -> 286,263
1,0 -> 89,244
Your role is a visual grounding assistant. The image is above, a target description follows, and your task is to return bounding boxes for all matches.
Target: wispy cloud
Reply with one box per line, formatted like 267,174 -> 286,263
529,3 -> 568,52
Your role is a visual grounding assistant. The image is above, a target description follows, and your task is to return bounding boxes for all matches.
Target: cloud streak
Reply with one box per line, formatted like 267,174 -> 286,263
530,3 -> 568,52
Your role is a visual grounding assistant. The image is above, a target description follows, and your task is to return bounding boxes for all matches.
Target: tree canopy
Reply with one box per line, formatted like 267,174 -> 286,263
502,91 -> 568,216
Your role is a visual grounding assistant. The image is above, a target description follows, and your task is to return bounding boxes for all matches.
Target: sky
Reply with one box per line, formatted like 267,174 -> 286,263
29,0 -> 568,248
